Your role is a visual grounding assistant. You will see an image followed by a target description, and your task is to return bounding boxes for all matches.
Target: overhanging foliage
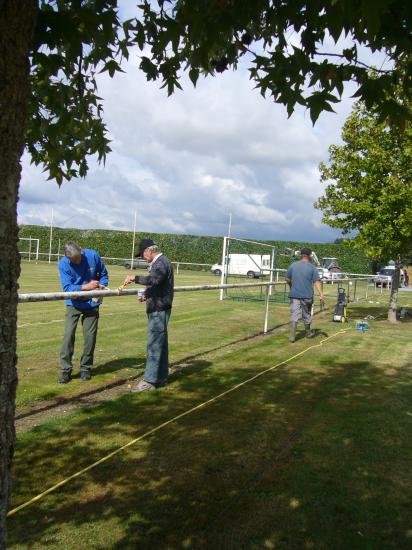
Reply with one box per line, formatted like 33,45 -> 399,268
27,1 -> 412,184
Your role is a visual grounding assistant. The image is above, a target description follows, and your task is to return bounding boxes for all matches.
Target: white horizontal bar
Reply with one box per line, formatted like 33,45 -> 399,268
18,281 -> 285,303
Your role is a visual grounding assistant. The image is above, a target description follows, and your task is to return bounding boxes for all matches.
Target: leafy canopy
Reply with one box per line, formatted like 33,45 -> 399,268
28,0 -> 135,184
28,0 -> 412,183
315,100 -> 412,261
137,1 -> 412,123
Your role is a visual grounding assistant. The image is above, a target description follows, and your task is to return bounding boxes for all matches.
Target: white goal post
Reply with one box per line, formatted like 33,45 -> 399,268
19,238 -> 40,262
219,236 -> 277,300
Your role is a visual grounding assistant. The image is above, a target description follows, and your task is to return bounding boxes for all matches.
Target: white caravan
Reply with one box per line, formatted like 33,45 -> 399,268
211,254 -> 271,278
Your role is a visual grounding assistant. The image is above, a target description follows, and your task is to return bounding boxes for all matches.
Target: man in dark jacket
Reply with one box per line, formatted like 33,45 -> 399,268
124,239 -> 174,392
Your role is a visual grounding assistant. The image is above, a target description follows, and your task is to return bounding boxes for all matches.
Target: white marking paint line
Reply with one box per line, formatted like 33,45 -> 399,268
18,313 -> 115,328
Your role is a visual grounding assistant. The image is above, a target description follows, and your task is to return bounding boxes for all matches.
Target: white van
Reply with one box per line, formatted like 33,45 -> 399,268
211,254 -> 271,278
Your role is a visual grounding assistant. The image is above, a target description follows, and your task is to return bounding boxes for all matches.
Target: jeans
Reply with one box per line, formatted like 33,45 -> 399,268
144,309 -> 171,385
60,306 -> 99,374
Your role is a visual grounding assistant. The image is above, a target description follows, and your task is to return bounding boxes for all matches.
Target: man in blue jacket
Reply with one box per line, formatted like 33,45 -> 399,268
58,241 -> 109,383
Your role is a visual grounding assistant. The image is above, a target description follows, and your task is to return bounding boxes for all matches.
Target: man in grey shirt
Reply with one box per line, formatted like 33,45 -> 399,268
285,248 -> 324,343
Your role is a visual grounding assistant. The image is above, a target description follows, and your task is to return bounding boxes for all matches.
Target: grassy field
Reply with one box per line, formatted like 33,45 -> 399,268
16,263 -> 294,411
8,261 -> 412,549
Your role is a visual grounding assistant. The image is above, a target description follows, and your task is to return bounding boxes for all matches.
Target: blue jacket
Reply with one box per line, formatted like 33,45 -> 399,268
58,249 -> 109,310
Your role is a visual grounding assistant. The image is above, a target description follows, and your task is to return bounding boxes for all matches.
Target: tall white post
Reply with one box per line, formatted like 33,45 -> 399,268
48,208 -> 54,263
35,238 -> 39,262
269,248 -> 275,295
263,285 -> 270,334
28,238 -> 32,262
220,213 -> 232,301
131,210 -> 137,269
57,238 -> 61,260
219,236 -> 228,301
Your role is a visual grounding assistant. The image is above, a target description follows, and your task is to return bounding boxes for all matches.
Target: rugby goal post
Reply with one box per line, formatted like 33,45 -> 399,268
19,238 -> 40,262
218,236 -> 276,301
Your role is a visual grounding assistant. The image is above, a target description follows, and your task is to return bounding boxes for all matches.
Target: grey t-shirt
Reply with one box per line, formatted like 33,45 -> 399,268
286,261 -> 320,299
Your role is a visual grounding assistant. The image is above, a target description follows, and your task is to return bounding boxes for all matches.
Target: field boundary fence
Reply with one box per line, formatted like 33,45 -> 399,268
19,281 -> 279,334
19,252 -> 213,272
19,238 -> 40,261
18,277 -> 384,335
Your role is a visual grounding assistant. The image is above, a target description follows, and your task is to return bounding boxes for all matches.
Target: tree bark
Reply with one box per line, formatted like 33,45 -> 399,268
387,262 -> 400,323
0,2 -> 37,547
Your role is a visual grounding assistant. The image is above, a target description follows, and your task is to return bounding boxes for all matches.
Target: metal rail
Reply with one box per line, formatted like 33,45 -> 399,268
18,281 -> 283,303
17,277 -> 376,334
18,281 -> 285,334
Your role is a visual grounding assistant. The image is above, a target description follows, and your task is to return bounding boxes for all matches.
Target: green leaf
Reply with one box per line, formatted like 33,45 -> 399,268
189,67 -> 199,87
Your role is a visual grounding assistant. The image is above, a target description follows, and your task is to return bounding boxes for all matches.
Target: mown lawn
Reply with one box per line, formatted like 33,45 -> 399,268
8,261 -> 412,549
16,262 -> 293,410
16,262 -> 381,411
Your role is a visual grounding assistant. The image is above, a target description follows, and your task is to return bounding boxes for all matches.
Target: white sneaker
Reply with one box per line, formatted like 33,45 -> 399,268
131,379 -> 156,393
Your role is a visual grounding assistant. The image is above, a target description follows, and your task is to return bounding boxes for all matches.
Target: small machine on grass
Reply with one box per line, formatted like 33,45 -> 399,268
333,286 -> 347,323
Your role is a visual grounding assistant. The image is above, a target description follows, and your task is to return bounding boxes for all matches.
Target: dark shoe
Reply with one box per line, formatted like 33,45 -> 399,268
80,370 -> 91,381
59,372 -> 72,384
131,379 -> 156,393
156,379 -> 168,388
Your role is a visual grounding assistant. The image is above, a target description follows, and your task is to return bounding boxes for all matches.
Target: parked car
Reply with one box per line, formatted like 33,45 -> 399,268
375,266 -> 404,288
124,258 -> 149,270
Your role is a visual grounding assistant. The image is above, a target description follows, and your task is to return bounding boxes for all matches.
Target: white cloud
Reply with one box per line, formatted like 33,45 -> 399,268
18,26 -> 369,244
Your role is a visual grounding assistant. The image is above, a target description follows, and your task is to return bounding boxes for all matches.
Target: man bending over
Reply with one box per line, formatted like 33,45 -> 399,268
58,241 -> 108,383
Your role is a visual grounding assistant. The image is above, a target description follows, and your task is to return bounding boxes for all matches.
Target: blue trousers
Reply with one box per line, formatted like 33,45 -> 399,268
144,309 -> 171,385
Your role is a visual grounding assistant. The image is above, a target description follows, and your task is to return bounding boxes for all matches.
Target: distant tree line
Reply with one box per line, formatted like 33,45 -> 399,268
19,225 -> 372,273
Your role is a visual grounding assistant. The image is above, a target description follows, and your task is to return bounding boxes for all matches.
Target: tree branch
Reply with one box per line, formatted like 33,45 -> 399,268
315,51 -> 393,73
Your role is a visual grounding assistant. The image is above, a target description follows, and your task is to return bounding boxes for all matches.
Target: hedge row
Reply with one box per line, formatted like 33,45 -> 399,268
18,225 -> 372,273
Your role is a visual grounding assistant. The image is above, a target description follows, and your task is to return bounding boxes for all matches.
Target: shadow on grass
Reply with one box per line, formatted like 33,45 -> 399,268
15,358 -> 213,424
346,305 -> 389,321
16,320 -> 296,420
15,358 -> 146,420
169,321 -> 291,367
8,350 -> 412,549
88,357 -> 145,377
399,316 -> 412,324
293,327 -> 329,342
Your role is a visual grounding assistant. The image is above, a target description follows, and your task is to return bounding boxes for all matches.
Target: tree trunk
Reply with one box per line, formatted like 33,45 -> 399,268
387,262 -> 400,323
0,2 -> 37,547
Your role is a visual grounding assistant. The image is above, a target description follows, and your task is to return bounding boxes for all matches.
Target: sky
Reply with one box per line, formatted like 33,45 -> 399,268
18,7 -> 372,244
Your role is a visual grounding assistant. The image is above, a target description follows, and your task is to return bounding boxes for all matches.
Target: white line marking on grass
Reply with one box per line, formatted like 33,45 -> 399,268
18,319 -> 64,328
18,313 -> 115,328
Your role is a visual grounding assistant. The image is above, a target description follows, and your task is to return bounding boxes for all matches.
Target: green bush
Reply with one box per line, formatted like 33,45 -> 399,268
18,225 -> 371,273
